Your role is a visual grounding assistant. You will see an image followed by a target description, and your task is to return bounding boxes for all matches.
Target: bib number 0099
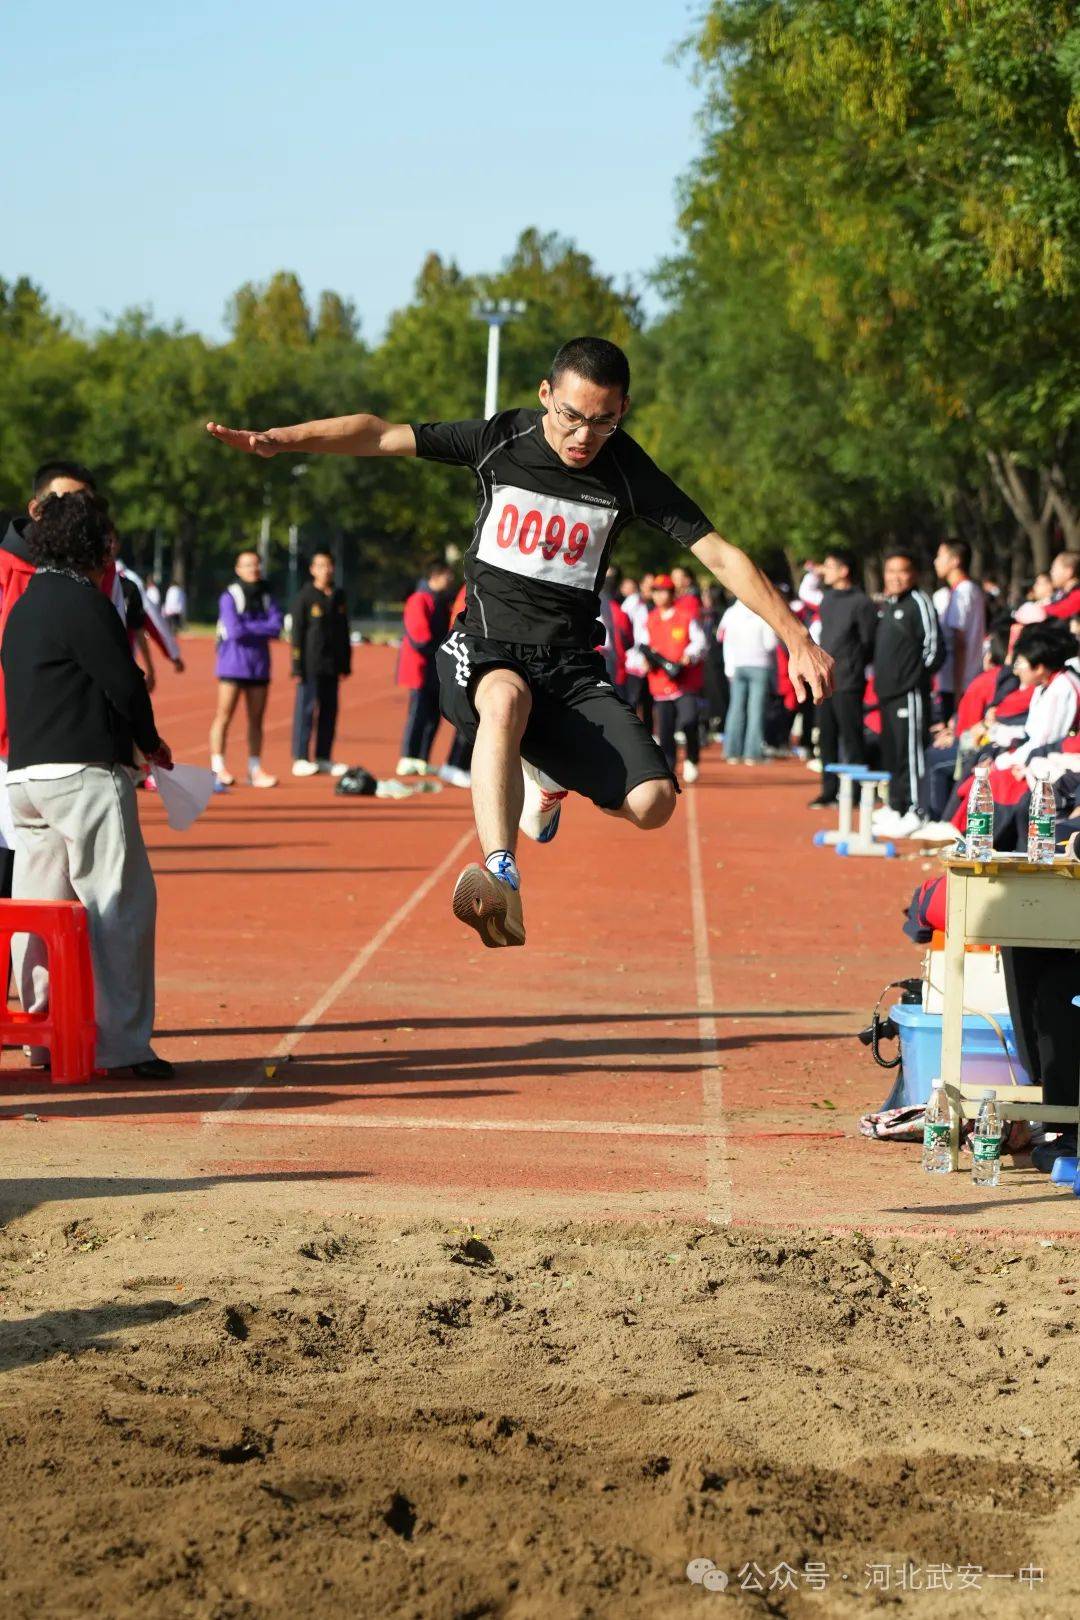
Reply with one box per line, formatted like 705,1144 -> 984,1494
496,503 -> 590,566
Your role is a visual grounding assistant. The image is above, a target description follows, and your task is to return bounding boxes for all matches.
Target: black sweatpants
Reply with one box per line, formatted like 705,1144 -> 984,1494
879,687 -> 930,814
654,695 -> 701,771
401,683 -> 441,762
815,690 -> 866,803
1002,947 -> 1080,1110
291,674 -> 340,762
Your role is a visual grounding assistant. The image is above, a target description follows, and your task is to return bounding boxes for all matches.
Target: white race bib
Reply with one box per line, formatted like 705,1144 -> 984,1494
476,484 -> 615,590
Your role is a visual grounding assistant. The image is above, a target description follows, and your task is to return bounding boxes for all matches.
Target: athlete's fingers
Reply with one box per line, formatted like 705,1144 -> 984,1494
205,423 -> 278,456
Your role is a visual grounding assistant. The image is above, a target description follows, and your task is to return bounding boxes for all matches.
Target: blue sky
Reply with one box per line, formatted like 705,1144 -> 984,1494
6,0 -> 706,341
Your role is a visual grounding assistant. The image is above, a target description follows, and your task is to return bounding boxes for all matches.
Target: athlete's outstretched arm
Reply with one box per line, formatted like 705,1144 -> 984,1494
205,415 -> 416,459
691,531 -> 835,703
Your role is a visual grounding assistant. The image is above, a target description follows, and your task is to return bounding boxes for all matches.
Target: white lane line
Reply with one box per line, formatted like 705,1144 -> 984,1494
207,828 -> 475,1114
685,786 -> 732,1226
202,1111 -> 703,1138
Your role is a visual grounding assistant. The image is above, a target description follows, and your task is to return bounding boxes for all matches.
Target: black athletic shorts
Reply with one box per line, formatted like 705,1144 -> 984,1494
436,627 -> 676,810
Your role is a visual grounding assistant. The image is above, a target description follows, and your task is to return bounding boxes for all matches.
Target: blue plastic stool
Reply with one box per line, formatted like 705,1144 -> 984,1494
812,763 -> 867,848
833,769 -> 897,859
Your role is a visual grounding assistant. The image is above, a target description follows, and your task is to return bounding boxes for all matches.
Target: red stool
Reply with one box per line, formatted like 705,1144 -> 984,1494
0,900 -> 96,1085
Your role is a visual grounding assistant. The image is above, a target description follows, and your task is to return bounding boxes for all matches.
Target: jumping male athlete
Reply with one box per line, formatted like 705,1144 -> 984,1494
207,337 -> 834,947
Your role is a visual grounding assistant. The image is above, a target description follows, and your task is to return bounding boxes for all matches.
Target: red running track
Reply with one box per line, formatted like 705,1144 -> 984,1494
0,637 -> 1069,1237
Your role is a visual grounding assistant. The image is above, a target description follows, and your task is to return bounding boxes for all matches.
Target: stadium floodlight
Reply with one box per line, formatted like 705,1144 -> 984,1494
472,299 -> 527,417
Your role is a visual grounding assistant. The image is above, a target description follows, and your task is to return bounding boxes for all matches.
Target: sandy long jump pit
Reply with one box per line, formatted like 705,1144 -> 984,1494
0,1199 -> 1077,1618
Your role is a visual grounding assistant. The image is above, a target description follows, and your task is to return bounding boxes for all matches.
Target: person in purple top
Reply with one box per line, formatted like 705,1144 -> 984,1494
210,549 -> 283,787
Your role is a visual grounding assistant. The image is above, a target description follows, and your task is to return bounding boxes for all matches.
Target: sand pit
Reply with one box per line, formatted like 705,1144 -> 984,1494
1,1199 -> 1077,1618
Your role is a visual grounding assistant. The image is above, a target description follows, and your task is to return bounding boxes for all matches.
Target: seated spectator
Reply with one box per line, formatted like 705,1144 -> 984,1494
1015,551 -> 1080,625
1,492 -> 174,1078
942,625 -> 1080,835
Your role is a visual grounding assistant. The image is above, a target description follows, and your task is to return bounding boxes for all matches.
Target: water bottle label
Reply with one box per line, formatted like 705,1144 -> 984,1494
1033,815 -> 1055,840
973,1134 -> 1001,1161
924,1123 -> 950,1144
966,812 -> 992,837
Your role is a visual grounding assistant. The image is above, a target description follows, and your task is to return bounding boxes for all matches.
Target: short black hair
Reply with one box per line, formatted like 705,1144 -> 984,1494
424,555 -> 452,579
549,336 -> 630,397
1014,624 -> 1077,672
32,459 -> 96,497
883,548 -> 919,569
235,547 -> 259,564
309,548 -> 334,563
28,490 -> 110,572
940,537 -> 973,573
824,545 -> 858,580
986,625 -> 1010,666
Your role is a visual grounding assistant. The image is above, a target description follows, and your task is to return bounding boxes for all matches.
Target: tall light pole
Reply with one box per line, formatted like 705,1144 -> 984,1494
472,299 -> 526,417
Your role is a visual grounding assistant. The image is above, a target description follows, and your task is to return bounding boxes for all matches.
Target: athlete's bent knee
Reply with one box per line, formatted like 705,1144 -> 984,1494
475,672 -> 531,739
624,777 -> 676,830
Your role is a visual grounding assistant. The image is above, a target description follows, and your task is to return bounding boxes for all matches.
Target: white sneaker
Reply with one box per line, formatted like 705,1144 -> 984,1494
438,764 -> 472,789
911,820 -> 962,844
519,759 -> 569,843
683,760 -> 699,783
291,759 -> 319,777
316,759 -> 348,777
396,756 -> 429,776
376,778 -> 413,799
890,810 -> 925,838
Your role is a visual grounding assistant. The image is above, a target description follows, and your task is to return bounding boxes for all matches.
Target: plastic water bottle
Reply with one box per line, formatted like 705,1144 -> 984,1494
965,765 -> 994,860
971,1090 -> 1002,1187
922,1079 -> 952,1174
1027,761 -> 1057,865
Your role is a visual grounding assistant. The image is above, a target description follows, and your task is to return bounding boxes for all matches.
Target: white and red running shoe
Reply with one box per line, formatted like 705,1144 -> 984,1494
519,759 -> 568,844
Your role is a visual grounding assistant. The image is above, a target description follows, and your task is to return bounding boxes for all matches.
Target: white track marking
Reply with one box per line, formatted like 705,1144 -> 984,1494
685,787 -> 732,1225
202,1111 -> 703,1138
207,828 -> 474,1114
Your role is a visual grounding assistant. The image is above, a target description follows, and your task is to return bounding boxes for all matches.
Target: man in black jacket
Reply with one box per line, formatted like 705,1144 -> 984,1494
1,491 -> 174,1079
872,549 -> 944,834
809,547 -> 877,806
289,549 -> 352,777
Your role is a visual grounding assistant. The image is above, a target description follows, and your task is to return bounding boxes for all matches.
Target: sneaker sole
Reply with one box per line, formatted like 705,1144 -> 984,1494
452,865 -> 525,948
536,806 -> 561,844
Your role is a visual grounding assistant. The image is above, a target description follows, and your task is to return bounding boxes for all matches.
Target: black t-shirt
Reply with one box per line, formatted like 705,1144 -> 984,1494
412,408 -> 713,647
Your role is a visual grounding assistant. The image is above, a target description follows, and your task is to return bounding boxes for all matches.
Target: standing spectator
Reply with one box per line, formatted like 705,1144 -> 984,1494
210,550 -> 282,788
2,491 -> 174,1078
933,538 -> 985,721
289,548 -> 351,777
599,567 -> 634,698
720,599 -> 778,766
873,550 -> 943,835
671,564 -> 702,617
163,578 -> 187,633
809,547 -> 877,807
700,583 -> 730,738
146,577 -> 162,608
642,575 -> 706,781
396,557 -> 453,775
797,558 -> 825,613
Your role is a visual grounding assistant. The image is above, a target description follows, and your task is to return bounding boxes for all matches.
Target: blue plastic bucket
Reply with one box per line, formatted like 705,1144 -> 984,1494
881,1003 -> 1032,1109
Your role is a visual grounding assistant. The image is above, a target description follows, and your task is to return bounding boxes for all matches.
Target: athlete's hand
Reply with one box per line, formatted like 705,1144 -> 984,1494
205,422 -> 284,458
148,741 -> 174,772
788,639 -> 835,704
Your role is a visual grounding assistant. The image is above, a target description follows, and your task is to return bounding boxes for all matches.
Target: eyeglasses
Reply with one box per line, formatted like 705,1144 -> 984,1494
548,395 -> 620,437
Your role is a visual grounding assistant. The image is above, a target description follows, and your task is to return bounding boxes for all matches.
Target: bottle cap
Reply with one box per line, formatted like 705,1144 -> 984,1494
981,1089 -> 995,1099
930,1077 -> 943,1089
